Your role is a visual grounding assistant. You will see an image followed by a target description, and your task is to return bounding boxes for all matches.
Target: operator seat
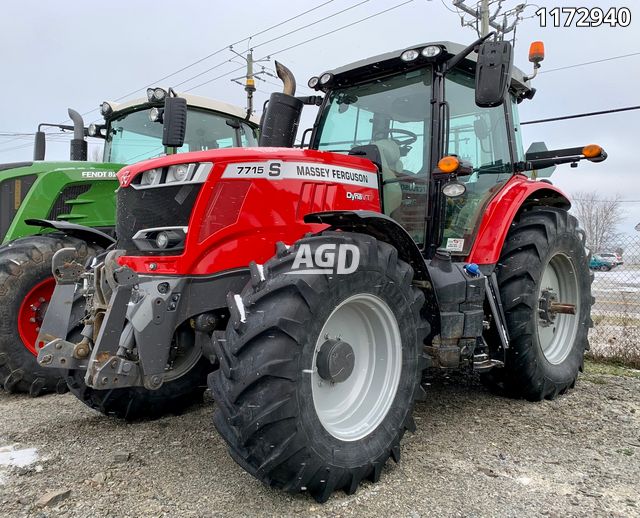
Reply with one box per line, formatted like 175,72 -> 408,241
372,139 -> 403,215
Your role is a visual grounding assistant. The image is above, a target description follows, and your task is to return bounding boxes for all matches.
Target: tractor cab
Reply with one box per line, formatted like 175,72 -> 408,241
97,91 -> 258,164
264,38 -> 602,258
304,41 -> 528,253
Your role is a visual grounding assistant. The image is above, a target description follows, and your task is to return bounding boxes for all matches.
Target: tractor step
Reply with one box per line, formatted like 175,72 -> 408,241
473,353 -> 503,373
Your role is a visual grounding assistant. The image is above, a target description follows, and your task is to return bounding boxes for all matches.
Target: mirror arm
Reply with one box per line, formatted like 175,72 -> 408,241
444,32 -> 496,74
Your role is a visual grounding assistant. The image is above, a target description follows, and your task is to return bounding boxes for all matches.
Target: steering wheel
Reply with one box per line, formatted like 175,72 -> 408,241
388,128 -> 417,147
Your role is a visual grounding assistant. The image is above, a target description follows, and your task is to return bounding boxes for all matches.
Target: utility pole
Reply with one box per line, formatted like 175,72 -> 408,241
480,0 -> 490,36
451,0 -> 528,42
229,47 -> 270,119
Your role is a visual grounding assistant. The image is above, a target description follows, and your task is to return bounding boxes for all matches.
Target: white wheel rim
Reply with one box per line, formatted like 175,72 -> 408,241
311,293 -> 402,441
537,253 -> 580,365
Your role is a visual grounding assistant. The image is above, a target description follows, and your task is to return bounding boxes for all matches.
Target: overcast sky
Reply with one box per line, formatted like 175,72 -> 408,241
1,0 -> 638,233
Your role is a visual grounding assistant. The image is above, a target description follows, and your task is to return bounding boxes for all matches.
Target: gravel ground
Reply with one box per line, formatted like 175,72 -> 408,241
1,365 -> 639,518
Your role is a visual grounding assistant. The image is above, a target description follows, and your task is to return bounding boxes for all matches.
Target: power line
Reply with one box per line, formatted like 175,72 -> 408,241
521,105 -> 640,125
168,0 -> 379,91
184,0 -> 415,93
541,52 -> 640,74
113,0 -> 339,99
261,0 -> 415,57
0,0 -> 341,151
252,0 -> 371,50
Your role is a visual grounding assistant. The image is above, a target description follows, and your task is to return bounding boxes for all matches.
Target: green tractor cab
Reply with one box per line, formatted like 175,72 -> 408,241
0,90 -> 258,395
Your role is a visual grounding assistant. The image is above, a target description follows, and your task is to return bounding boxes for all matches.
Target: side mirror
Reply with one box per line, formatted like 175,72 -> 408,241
162,95 -> 187,148
475,40 -> 513,108
33,131 -> 46,160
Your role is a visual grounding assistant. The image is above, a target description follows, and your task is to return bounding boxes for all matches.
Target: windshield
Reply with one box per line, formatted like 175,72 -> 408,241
103,108 -> 257,164
316,67 -> 433,244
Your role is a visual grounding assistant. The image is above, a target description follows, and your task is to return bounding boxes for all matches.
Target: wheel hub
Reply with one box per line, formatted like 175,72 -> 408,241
538,288 -> 558,326
539,288 -> 577,327
316,339 -> 355,383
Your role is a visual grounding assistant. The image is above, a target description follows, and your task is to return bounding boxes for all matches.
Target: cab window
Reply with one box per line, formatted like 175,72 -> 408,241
442,69 -> 514,254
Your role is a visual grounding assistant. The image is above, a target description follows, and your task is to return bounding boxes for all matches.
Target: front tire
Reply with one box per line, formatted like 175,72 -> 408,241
209,232 -> 429,502
489,207 -> 592,400
65,357 -> 211,421
0,235 -> 95,396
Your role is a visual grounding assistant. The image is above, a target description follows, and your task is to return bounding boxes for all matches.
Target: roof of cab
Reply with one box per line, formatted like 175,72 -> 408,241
324,41 -> 530,94
105,93 -> 260,126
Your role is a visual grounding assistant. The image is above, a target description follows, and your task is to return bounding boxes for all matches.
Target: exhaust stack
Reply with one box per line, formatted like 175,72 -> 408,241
258,61 -> 303,148
68,108 -> 87,161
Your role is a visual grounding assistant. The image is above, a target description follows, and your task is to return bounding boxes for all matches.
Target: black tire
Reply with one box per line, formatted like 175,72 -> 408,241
209,232 -> 429,502
0,235 -> 96,396
65,357 -> 211,421
487,207 -> 592,401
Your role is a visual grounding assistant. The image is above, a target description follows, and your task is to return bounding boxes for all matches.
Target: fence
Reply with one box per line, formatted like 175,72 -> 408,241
587,234 -> 640,368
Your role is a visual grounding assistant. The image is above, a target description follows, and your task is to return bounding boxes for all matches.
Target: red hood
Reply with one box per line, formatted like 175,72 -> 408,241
116,147 -> 378,188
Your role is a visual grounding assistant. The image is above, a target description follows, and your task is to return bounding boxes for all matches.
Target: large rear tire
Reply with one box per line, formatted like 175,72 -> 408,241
209,232 -> 429,502
0,235 -> 95,396
488,207 -> 592,400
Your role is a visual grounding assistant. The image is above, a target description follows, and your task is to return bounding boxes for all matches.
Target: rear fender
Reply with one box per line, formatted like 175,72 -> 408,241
466,176 -> 570,266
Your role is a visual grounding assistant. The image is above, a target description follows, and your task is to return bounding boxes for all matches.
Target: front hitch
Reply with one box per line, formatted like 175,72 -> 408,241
36,248 -> 88,370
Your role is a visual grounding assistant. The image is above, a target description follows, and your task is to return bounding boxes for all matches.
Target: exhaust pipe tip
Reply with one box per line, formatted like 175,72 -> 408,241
275,61 -> 296,97
67,108 -> 87,161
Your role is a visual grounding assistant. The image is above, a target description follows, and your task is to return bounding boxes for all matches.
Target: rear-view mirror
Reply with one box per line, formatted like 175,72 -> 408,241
475,40 -> 513,108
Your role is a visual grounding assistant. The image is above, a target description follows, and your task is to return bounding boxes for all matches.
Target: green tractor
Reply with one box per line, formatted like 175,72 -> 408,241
0,89 -> 258,395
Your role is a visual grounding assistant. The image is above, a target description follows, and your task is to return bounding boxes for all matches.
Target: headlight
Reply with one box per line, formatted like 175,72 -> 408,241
421,45 -> 442,58
141,168 -> 161,186
166,164 -> 191,183
100,102 -> 113,116
400,49 -> 419,62
132,163 -> 212,189
153,87 -> 166,101
156,231 -> 170,249
442,181 -> 466,198
132,226 -> 188,252
148,107 -> 163,123
319,73 -> 333,86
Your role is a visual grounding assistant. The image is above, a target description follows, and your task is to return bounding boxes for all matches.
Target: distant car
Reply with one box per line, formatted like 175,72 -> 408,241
590,255 -> 616,271
599,252 -> 623,266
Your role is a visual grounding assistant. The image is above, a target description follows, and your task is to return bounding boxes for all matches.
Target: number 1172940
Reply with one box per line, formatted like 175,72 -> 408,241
536,7 -> 631,27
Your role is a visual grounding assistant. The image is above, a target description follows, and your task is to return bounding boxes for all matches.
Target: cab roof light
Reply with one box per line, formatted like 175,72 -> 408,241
400,49 -> 420,62
100,102 -> 113,117
421,45 -> 442,58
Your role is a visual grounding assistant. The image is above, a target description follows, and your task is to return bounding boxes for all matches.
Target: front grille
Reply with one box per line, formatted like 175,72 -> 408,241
116,184 -> 202,254
0,175 -> 37,242
47,184 -> 91,220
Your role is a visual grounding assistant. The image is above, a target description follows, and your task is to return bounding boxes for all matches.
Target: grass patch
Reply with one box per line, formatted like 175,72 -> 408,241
584,358 -> 640,379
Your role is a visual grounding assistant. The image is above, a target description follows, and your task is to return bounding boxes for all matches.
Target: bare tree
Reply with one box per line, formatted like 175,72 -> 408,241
571,191 -> 625,253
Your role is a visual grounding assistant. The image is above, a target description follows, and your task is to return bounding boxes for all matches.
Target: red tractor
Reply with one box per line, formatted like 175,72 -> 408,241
37,36 -> 605,502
